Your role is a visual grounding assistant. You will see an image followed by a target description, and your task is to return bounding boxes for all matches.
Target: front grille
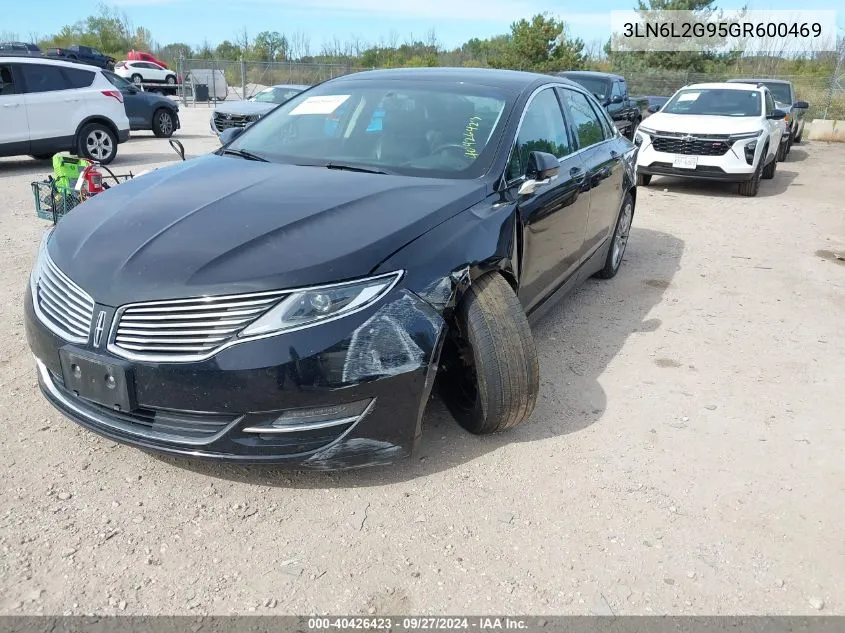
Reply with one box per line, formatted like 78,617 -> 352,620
213,112 -> 253,132
652,135 -> 731,156
109,290 -> 288,361
33,252 -> 95,343
650,162 -> 727,175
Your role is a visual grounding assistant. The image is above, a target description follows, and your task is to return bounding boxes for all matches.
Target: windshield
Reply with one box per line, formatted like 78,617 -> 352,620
251,87 -> 303,104
566,77 -> 610,101
662,88 -> 762,117
226,80 -> 513,179
762,82 -> 792,104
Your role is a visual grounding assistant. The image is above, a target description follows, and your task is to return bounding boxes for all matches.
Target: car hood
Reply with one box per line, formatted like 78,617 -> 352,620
214,101 -> 276,116
642,113 -> 762,136
47,155 -> 487,306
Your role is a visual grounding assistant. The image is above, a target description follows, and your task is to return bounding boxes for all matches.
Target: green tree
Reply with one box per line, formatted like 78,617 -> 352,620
491,14 -> 585,72
215,40 -> 241,60
253,31 -> 288,61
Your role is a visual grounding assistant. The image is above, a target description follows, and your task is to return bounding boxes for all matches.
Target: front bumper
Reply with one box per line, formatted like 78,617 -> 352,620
25,284 -> 446,469
636,133 -> 759,182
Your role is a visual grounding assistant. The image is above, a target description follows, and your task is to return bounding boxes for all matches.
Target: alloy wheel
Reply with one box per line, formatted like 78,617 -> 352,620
612,200 -> 633,269
86,130 -> 113,161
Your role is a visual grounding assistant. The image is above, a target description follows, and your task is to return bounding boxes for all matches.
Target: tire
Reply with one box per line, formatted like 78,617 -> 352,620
439,273 -> 539,435
594,191 -> 634,280
166,75 -> 176,85
77,122 -> 117,165
152,108 -> 176,138
777,141 -> 787,162
738,155 -> 763,196
131,73 -> 143,85
762,151 -> 777,180
627,118 -> 641,140
794,126 -> 802,144
637,172 -> 651,186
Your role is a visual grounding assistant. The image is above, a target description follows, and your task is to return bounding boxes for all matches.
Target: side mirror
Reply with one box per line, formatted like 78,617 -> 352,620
218,126 -> 244,145
793,100 -> 809,110
648,104 -> 661,113
611,95 -> 623,104
768,109 -> 787,120
168,138 -> 186,161
518,151 -> 559,196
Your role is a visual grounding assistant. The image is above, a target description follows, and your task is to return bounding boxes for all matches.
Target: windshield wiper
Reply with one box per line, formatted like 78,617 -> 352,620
324,162 -> 391,175
220,148 -> 268,162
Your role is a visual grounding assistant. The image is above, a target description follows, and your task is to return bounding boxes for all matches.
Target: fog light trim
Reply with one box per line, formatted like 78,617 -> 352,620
242,398 -> 375,434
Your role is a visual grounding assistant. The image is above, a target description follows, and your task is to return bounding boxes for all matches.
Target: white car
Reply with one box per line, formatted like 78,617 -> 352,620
115,60 -> 177,86
634,82 -> 786,197
0,56 -> 130,164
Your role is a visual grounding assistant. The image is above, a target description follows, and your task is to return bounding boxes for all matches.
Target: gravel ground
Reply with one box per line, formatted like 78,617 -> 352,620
1,109 -> 843,616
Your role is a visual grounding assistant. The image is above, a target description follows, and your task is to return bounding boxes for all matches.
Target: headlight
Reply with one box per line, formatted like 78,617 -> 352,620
729,130 -> 764,141
239,271 -> 403,338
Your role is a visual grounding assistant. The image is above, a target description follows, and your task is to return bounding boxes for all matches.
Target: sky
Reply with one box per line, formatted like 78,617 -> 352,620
2,0 -> 842,53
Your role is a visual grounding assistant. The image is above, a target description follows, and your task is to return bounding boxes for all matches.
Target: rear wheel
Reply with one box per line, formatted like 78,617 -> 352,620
77,122 -> 117,165
152,108 -> 176,138
165,75 -> 176,85
794,126 -> 803,144
439,273 -> 539,435
594,191 -> 634,280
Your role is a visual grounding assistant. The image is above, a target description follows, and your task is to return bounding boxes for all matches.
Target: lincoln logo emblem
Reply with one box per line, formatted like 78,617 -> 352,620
93,311 -> 106,348
682,134 -> 694,142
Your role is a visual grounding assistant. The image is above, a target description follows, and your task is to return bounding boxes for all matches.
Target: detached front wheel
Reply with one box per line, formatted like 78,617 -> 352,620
440,273 -> 540,435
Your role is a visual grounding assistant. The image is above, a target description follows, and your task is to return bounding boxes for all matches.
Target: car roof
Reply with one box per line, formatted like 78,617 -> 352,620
727,77 -> 791,85
0,55 -> 102,71
268,83 -> 309,90
554,70 -> 625,81
330,67 -> 576,92
681,82 -> 765,91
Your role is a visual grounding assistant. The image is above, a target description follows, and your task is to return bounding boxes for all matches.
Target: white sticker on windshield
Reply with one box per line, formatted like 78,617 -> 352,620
289,95 -> 350,115
677,92 -> 700,102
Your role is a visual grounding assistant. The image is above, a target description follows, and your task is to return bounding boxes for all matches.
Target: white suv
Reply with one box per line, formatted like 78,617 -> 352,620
115,60 -> 177,86
0,56 -> 130,164
634,82 -> 786,196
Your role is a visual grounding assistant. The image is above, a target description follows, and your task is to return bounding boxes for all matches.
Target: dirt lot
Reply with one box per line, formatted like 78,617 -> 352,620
1,108 -> 843,616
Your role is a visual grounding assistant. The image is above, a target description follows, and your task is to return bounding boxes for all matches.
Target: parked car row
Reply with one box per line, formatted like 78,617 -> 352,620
633,78 -> 810,197
1,56 -> 180,164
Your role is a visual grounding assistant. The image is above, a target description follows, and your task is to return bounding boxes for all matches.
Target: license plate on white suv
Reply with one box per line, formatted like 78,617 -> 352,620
673,155 -> 698,169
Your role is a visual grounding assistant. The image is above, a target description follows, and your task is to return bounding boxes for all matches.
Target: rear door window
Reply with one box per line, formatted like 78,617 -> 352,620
20,64 -> 70,93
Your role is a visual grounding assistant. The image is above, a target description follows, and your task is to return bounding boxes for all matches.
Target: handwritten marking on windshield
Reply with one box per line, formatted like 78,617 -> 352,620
463,116 -> 482,158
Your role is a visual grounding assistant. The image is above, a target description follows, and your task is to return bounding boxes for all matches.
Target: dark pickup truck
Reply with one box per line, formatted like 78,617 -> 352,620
44,45 -> 115,70
553,71 -> 642,138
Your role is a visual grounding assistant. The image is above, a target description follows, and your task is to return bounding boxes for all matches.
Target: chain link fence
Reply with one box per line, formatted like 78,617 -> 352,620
171,56 -> 845,120
173,57 -> 373,104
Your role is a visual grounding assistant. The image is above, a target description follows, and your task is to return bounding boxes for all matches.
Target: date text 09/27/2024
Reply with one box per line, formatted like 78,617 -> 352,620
307,617 -> 529,630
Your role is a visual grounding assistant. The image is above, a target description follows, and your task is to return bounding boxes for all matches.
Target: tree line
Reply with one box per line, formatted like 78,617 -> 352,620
3,0 -> 840,79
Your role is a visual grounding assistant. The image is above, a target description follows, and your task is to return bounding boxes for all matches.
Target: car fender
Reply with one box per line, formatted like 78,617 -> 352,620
372,194 -> 519,317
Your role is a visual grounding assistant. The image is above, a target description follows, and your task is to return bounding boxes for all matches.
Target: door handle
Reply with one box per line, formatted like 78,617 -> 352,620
610,150 -> 619,158
570,167 -> 584,177
2,103 -> 20,108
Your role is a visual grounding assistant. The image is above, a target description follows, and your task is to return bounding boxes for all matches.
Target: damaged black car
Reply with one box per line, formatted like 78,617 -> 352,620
25,68 -> 638,469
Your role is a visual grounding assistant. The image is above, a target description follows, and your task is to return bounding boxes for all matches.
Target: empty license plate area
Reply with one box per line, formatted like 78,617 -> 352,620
59,347 -> 136,412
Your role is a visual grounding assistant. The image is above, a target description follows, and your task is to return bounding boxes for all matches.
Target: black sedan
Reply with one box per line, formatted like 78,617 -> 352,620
104,70 -> 180,138
25,68 -> 638,470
